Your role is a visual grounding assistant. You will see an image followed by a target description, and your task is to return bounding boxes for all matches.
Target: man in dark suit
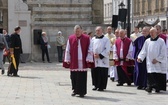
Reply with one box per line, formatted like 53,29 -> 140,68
8,26 -> 23,77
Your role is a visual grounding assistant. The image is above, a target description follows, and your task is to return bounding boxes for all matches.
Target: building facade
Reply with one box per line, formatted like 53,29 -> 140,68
104,0 -> 134,30
0,0 -> 8,31
133,0 -> 168,29
1,0 -> 104,62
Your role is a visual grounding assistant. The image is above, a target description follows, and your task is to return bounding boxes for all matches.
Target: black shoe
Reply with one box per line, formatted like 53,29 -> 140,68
43,61 -> 45,63
1,70 -> 4,75
48,61 -> 52,63
13,74 -> 20,77
79,95 -> 84,97
137,86 -> 146,90
127,83 -> 131,86
145,87 -> 152,93
155,89 -> 160,93
71,92 -> 76,96
116,83 -> 123,86
137,86 -> 143,90
110,77 -> 115,82
92,87 -> 97,90
7,71 -> 12,76
98,88 -> 104,91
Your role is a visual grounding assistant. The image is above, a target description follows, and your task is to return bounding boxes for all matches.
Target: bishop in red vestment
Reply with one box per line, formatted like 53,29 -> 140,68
113,29 -> 134,86
63,25 -> 93,97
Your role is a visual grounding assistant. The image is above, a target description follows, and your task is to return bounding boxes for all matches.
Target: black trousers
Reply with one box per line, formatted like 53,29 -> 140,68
41,47 -> 50,62
57,46 -> 63,62
70,71 -> 87,95
91,68 -> 96,86
117,66 -> 134,84
93,67 -> 108,89
3,55 -> 10,64
9,50 -> 20,75
147,73 -> 166,91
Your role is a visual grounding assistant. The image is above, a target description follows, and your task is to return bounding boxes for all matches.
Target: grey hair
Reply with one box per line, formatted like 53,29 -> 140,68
95,26 -> 102,31
155,25 -> 162,30
74,25 -> 82,31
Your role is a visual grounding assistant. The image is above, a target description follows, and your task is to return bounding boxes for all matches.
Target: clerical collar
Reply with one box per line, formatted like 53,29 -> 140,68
150,36 -> 159,41
96,35 -> 104,39
145,34 -> 150,39
76,34 -> 82,39
121,37 -> 126,41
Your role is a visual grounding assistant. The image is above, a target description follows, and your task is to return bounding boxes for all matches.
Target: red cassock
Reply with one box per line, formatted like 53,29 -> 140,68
63,34 -> 94,69
114,37 -> 134,66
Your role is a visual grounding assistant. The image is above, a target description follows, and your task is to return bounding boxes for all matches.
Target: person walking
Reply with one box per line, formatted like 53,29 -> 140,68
113,29 -> 134,86
133,27 -> 150,90
8,26 -> 22,77
63,25 -> 93,97
91,26 -> 111,91
137,28 -> 167,93
0,33 -> 8,74
2,29 -> 11,64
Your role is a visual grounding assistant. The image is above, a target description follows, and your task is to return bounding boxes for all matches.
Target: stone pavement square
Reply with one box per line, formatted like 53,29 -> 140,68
0,62 -> 167,105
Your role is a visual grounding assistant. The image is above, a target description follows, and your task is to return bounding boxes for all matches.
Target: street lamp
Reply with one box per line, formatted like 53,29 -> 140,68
127,0 -> 131,38
118,2 -> 125,9
118,2 -> 127,29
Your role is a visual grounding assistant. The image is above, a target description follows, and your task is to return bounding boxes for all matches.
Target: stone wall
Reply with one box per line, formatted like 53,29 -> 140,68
26,0 -> 104,62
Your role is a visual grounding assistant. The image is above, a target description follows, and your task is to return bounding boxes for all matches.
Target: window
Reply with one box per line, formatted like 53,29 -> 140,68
161,21 -> 166,29
147,0 -> 151,14
155,0 -> 159,9
0,10 -> 2,22
134,0 -> 137,14
142,0 -> 145,13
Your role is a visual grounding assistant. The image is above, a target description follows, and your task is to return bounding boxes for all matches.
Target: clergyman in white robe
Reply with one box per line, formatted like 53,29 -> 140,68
91,26 -> 111,91
138,36 -> 167,93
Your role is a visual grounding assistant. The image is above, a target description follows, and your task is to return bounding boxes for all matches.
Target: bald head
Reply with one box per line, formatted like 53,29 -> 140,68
107,26 -> 112,34
95,26 -> 103,36
142,27 -> 150,37
155,25 -> 162,35
150,27 -> 157,38
115,29 -> 120,38
119,29 -> 126,39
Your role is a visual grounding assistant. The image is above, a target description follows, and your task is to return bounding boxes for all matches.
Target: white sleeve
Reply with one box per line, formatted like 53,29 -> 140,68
64,39 -> 70,62
113,44 -> 118,59
138,40 -> 147,61
100,39 -> 111,58
156,41 -> 167,63
126,42 -> 133,59
86,38 -> 93,62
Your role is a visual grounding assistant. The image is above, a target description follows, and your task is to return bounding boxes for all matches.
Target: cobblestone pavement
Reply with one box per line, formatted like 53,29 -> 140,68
0,62 -> 167,105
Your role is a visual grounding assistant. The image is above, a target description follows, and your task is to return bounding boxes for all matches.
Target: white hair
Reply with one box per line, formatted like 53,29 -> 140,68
74,25 -> 82,31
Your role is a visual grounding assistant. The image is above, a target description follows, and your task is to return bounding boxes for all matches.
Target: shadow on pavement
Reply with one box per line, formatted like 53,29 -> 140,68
150,91 -> 168,95
104,90 -> 136,95
20,76 -> 42,79
83,96 -> 120,102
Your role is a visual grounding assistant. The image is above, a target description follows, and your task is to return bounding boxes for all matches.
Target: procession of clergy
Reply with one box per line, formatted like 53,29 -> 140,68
63,24 -> 168,97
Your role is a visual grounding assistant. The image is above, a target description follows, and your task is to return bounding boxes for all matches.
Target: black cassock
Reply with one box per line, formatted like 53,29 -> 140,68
71,71 -> 87,95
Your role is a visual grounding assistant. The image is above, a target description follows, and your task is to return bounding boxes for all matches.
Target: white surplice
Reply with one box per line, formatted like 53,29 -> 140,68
130,32 -> 142,42
64,39 -> 93,71
166,36 -> 168,80
138,37 -> 167,74
91,36 -> 111,68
